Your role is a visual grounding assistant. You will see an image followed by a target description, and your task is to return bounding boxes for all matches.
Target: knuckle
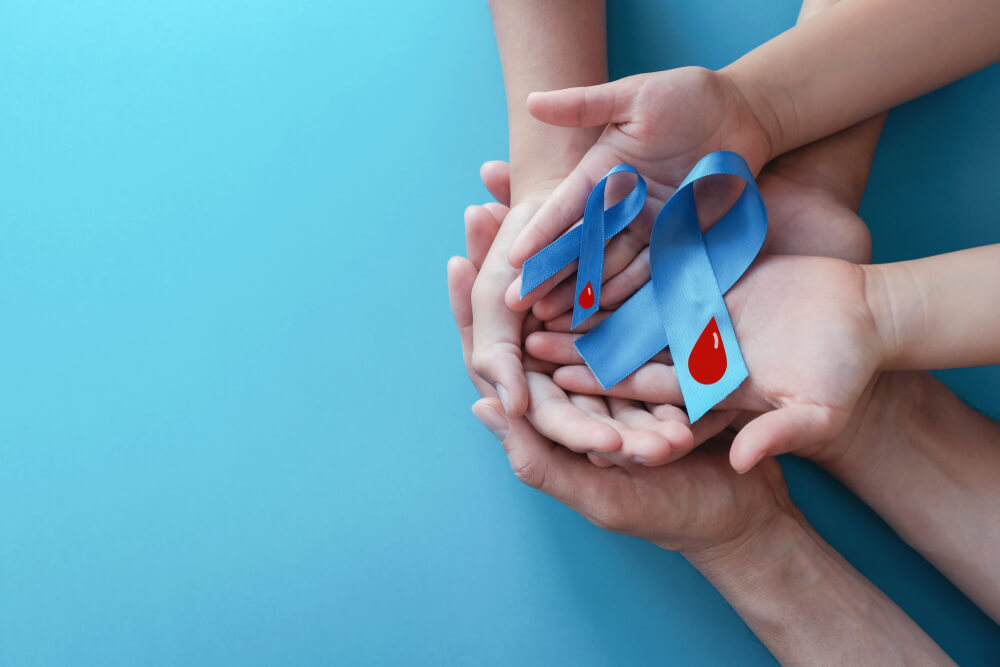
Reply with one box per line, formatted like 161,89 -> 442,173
469,349 -> 492,378
509,454 -> 546,490
592,504 -> 634,535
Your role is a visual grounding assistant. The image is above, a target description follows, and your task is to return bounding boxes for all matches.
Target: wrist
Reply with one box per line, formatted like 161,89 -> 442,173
683,503 -> 950,664
509,127 -> 600,205
809,371 -> 928,481
682,504 -> 807,583
682,507 -> 855,651
717,67 -> 785,169
862,263 -> 917,371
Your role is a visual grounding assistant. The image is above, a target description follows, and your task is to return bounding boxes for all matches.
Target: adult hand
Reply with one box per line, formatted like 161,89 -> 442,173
469,163 -> 659,419
451,219 -> 793,554
461,180 -> 732,465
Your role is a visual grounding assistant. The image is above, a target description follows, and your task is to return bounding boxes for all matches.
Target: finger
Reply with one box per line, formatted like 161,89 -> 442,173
505,254 -> 580,313
473,398 -> 609,509
527,77 -> 640,128
605,397 -> 681,465
525,371 -> 622,453
730,404 -> 843,474
587,452 -> 616,468
688,408 -> 740,448
565,391 -> 610,417
569,394 -> 677,465
471,204 -> 542,417
527,330 -> 659,365
644,402 -> 739,456
508,144 -> 624,268
541,309 -> 614,333
480,160 -> 511,207
600,247 -> 650,308
506,197 -> 658,314
528,329 -> 670,369
553,363 -> 684,405
524,331 -> 584,365
529,238 -> 641,320
465,205 -> 501,271
567,393 -> 647,466
449,257 -> 495,397
483,202 -> 509,222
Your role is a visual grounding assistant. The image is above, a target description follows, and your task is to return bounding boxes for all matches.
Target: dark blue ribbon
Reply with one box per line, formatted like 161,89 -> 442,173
520,151 -> 767,422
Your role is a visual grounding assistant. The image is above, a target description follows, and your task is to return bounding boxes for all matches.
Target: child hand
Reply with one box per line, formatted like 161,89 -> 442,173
504,66 -> 776,307
526,254 -> 886,472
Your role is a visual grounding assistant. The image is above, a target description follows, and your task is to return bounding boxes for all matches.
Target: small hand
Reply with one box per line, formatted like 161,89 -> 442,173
529,253 -> 885,472
504,67 -> 774,301
508,121 -> 882,324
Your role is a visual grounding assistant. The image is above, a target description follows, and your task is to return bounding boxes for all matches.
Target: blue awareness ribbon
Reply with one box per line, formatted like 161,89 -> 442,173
520,164 -> 647,329
520,151 -> 767,422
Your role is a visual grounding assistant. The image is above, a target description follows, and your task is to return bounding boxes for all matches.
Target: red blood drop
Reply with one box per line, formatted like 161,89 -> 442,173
689,317 -> 727,385
578,281 -> 595,309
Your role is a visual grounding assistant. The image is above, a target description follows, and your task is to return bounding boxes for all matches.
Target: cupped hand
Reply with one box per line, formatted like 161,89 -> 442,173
528,253 -> 886,473
504,66 -> 775,303
459,185 -> 731,466
470,159 -> 670,419
452,213 -> 794,555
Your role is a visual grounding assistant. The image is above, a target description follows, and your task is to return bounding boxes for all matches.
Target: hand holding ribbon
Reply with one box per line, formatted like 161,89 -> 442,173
522,151 -> 766,423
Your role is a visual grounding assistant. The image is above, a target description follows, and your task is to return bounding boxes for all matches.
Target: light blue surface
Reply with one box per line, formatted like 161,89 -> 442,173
1,1 -> 998,665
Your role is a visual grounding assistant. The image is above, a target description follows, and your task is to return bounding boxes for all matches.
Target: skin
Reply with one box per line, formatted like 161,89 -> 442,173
529,253 -> 883,472
530,244 -> 1000,471
458,0 -> 1000,657
509,0 -> 1000,272
450,212 -> 951,665
475,0 -> 730,463
476,104 -> 888,467
472,0 -> 608,420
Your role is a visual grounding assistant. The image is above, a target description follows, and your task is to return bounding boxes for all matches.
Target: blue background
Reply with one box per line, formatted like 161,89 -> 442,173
1,1 -> 998,664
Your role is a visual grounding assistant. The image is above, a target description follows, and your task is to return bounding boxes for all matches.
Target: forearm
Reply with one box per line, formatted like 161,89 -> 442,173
488,0 -> 606,201
821,372 -> 1000,621
685,509 -> 952,665
866,244 -> 1000,369
725,0 -> 1000,159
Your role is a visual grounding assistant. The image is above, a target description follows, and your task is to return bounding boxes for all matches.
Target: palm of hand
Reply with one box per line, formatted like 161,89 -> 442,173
588,68 -> 753,194
726,255 -> 882,432
510,67 -> 772,268
452,205 -> 793,551
542,254 -> 884,469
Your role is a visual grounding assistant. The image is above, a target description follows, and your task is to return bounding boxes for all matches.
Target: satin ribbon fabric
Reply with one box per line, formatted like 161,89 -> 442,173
520,164 -> 647,329
520,151 -> 767,422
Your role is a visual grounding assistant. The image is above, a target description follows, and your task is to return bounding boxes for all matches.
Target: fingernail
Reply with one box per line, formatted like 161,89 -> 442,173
472,402 -> 509,440
495,384 -> 511,414
633,455 -> 649,464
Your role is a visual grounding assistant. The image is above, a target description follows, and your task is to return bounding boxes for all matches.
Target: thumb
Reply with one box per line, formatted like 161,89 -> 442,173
527,77 -> 639,128
729,404 -> 841,473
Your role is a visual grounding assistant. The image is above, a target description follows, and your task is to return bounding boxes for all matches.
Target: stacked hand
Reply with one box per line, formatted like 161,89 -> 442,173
450,196 -> 795,555
471,68 -> 780,422
462,68 -> 888,475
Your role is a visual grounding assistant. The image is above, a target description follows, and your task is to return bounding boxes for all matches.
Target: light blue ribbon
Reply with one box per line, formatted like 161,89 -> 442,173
520,151 -> 767,422
520,164 -> 646,330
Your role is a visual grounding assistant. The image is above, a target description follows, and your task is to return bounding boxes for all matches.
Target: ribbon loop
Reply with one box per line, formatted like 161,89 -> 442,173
521,151 -> 766,422
520,164 -> 646,329
575,151 -> 766,421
